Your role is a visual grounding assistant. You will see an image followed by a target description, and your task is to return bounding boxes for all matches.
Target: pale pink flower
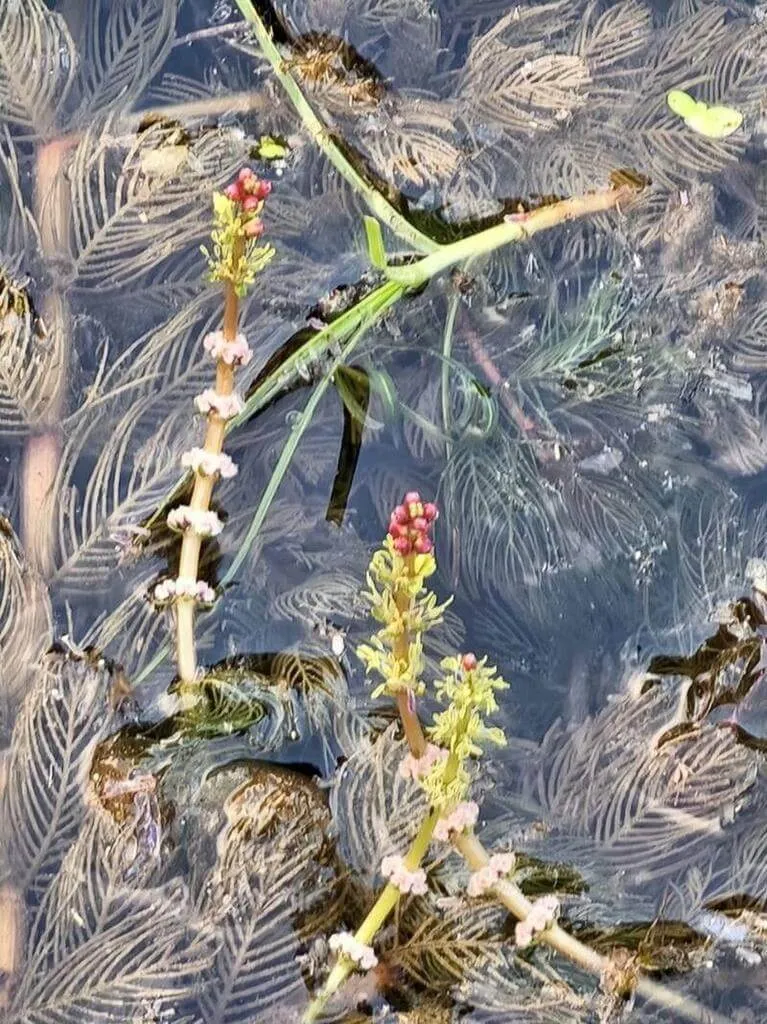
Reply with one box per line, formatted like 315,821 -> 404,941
181,447 -> 238,479
514,895 -> 559,948
166,506 -> 223,537
202,330 -> 252,367
467,853 -> 515,897
194,389 -> 244,420
434,801 -> 479,841
398,742 -> 448,781
514,920 -> 534,948
153,577 -> 216,604
328,932 -> 377,971
380,855 -> 428,895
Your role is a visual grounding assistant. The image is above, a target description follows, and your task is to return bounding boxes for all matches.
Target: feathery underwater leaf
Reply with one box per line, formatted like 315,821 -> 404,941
0,128 -> 38,253
197,763 -> 341,1024
618,6 -> 753,186
458,947 -> 589,1022
463,11 -> 590,133
70,0 -> 176,122
80,291 -> 218,414
12,812 -> 216,1024
270,567 -> 369,626
48,397 -> 193,592
66,119 -> 242,290
391,897 -> 504,990
2,652 -> 114,900
196,650 -> 350,753
79,572 -> 175,679
0,0 -> 75,136
200,872 -> 307,1024
329,725 -> 428,880
358,97 -> 464,189
573,0 -> 652,81
624,100 -> 743,189
650,6 -> 730,89
439,430 -> 570,593
520,684 -> 757,882
0,278 -> 67,437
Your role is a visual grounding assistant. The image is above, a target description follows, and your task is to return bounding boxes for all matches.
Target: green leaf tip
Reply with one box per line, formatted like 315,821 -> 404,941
364,216 -> 387,270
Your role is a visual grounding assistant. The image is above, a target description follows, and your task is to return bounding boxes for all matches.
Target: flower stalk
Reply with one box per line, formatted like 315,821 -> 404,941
304,809 -> 440,1022
159,169 -> 273,688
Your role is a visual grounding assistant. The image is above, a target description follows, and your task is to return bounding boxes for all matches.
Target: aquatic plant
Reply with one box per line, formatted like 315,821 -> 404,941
155,167 -> 273,687
304,494 -> 732,1023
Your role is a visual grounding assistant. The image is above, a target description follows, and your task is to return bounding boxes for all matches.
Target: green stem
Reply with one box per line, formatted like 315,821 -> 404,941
389,689 -> 728,1024
227,280 -> 403,431
303,810 -> 439,1023
440,285 -> 461,457
144,185 -> 631,535
385,186 -> 635,289
231,0 -> 438,255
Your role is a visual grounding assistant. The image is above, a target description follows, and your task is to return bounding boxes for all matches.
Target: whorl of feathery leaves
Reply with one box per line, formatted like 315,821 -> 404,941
201,191 -> 274,296
421,654 -> 508,809
356,534 -> 451,699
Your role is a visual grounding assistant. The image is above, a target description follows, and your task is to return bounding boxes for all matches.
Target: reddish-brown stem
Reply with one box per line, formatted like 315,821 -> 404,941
23,139 -> 75,576
396,690 -> 426,756
175,256 -> 242,687
0,883 -> 23,1011
392,554 -> 429,756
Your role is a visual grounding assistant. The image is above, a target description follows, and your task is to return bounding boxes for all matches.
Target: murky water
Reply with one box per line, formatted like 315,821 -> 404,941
2,0 -> 767,1021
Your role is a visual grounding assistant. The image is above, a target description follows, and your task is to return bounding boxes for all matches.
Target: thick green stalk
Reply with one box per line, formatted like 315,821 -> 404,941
303,809 -> 440,1022
385,187 -> 636,289
227,280 -> 403,431
231,0 -> 439,255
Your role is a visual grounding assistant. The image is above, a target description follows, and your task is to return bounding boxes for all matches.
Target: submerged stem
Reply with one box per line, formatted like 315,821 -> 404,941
231,0 -> 438,255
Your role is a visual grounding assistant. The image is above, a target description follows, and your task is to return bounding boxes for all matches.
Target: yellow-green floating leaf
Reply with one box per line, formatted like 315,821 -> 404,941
256,135 -> 289,161
666,88 -> 743,139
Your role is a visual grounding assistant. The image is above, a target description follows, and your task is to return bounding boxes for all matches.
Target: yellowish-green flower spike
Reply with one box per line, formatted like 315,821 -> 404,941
356,493 -> 450,700
200,171 -> 275,296
422,653 -> 509,811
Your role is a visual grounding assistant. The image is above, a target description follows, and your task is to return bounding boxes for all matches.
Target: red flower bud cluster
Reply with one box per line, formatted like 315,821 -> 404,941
388,491 -> 438,556
224,168 -> 271,238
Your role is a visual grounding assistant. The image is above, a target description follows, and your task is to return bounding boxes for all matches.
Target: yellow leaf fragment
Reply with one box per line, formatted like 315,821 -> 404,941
666,88 -> 743,139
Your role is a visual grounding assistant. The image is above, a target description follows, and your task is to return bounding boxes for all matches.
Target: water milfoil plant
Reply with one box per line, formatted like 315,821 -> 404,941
154,168 -> 273,688
304,494 -> 731,1024
305,494 -> 509,1020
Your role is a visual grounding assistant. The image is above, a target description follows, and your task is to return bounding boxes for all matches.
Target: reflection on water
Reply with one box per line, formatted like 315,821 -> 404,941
2,0 -> 767,1020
